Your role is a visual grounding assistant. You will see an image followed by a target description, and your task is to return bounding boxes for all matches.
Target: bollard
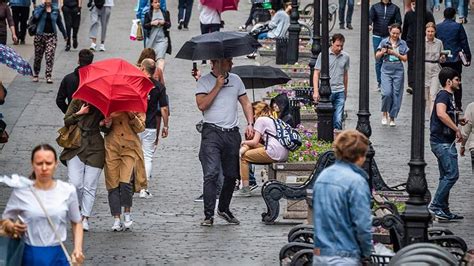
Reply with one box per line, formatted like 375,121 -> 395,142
275,37 -> 288,65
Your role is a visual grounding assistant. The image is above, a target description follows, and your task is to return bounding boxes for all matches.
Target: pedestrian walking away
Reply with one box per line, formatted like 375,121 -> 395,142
376,23 -> 408,127
338,0 -> 354,30
195,58 -> 254,226
313,33 -> 350,130
429,67 -> 467,221
401,0 -> 435,94
88,0 -> 114,52
62,0 -> 82,51
144,0 -> 172,71
237,101 -> 288,197
138,58 -> 169,199
7,0 -> 32,45
198,3 -> 220,65
103,111 -> 147,231
56,49 -> 94,113
32,0 -> 67,84
460,102 -> 474,173
178,0 -> 193,30
437,7 -> 471,111
59,99 -> 109,232
2,144 -> 85,265
313,130 -> 372,265
369,0 -> 402,90
424,22 -> 445,113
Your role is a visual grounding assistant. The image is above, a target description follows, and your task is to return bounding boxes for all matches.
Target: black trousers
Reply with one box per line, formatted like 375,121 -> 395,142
0,34 -> 6,45
199,125 -> 241,218
108,182 -> 133,216
62,5 -> 81,44
11,6 -> 29,42
441,61 -> 463,110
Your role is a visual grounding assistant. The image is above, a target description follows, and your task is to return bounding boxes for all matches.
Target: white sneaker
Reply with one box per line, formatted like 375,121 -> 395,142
99,44 -> 106,52
123,213 -> 133,230
111,218 -> 122,232
381,117 -> 388,125
139,189 -> 153,199
389,120 -> 396,127
82,218 -> 89,232
89,43 -> 96,51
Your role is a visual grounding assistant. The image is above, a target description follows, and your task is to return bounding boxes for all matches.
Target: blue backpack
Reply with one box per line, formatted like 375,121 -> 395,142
267,117 -> 302,152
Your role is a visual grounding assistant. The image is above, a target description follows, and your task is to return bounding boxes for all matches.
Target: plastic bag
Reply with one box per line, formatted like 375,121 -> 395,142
130,19 -> 142,41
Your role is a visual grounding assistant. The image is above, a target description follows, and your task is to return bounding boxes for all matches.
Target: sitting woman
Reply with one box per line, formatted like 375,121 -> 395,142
256,1 -> 291,40
237,101 -> 289,196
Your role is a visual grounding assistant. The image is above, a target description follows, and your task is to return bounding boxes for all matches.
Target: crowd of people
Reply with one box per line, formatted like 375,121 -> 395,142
0,0 -> 473,265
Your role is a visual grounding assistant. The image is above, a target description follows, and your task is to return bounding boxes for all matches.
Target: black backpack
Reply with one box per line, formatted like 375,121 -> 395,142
94,0 -> 105,9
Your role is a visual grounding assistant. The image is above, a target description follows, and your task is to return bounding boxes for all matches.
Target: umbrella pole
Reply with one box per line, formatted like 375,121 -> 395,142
252,88 -> 255,102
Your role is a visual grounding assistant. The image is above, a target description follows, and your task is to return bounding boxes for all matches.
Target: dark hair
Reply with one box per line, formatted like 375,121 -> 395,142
389,23 -> 402,32
30,144 -> 57,179
137,48 -> 156,66
331,33 -> 345,43
78,49 -> 94,66
444,7 -> 456,20
438,67 -> 459,87
333,130 -> 369,163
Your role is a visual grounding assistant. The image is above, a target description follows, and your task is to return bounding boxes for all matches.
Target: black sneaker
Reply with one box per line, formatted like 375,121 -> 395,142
73,38 -> 78,49
200,217 -> 214,226
194,194 -> 204,202
346,24 -> 353,30
445,210 -> 464,220
65,44 -> 71,51
339,24 -> 345,29
406,87 -> 413,94
178,20 -> 184,30
433,209 -> 451,221
217,210 -> 240,225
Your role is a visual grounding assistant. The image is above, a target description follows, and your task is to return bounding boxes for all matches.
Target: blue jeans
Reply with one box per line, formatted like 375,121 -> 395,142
380,62 -> 404,118
372,36 -> 383,86
338,0 -> 354,25
330,91 -> 345,130
258,32 -> 268,40
430,142 -> 459,211
457,0 -> 468,18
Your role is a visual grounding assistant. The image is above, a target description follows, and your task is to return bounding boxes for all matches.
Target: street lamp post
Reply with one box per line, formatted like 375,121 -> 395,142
401,0 -> 431,246
309,0 -> 321,87
355,0 -> 375,190
316,0 -> 333,142
287,0 -> 300,64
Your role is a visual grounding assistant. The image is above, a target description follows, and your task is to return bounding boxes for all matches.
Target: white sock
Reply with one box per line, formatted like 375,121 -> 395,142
124,212 -> 131,221
114,217 -> 120,223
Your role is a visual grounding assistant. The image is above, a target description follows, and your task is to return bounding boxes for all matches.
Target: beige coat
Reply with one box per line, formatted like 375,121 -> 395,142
104,112 -> 147,192
462,103 -> 474,151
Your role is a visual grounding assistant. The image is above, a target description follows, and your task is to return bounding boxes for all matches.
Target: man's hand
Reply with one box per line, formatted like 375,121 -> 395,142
245,125 -> 254,140
215,75 -> 225,89
312,91 -> 320,103
460,146 -> 466,156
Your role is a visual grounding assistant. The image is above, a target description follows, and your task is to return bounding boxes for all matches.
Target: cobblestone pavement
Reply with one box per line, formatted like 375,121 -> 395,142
0,0 -> 473,265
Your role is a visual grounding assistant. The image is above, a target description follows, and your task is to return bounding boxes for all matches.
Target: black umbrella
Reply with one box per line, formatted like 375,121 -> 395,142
175,31 -> 261,60
231,65 -> 291,100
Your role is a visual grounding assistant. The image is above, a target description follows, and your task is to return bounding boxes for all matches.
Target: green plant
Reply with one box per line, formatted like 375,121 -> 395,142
287,125 -> 332,162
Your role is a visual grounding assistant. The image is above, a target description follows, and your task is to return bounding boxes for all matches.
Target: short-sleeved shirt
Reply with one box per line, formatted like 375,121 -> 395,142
315,49 -> 350,92
145,78 -> 168,129
196,72 -> 246,129
104,0 -> 114,7
254,116 -> 289,161
2,180 -> 82,247
430,90 -> 456,144
377,37 -> 409,63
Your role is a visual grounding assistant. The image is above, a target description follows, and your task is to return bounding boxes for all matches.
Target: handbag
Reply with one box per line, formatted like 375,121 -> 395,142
136,21 -> 144,41
0,235 -> 25,266
30,188 -> 79,266
56,124 -> 82,149
27,12 -> 37,37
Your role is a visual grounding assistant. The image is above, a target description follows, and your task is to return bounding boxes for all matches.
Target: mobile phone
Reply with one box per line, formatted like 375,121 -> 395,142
192,62 -> 197,72
17,215 -> 25,224
441,50 -> 452,57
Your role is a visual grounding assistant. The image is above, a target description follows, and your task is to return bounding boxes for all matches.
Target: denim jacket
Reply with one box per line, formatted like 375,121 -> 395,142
33,4 -> 66,38
8,0 -> 35,7
313,160 -> 372,259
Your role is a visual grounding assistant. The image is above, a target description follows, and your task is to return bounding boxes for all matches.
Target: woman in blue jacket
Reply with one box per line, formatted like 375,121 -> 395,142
32,0 -> 66,84
375,23 -> 408,127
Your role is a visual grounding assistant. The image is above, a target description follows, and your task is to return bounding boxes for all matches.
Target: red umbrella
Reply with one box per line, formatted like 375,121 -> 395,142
73,58 -> 154,116
200,0 -> 239,13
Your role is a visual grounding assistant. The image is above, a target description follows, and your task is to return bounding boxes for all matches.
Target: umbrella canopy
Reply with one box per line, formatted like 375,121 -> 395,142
200,0 -> 239,12
73,58 -> 154,116
231,65 -> 291,100
0,44 -> 33,76
175,31 -> 261,60
231,65 -> 291,88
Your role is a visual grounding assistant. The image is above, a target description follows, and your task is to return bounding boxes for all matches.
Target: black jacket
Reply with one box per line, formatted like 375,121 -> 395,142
270,93 -> 296,128
143,9 -> 172,55
56,66 -> 82,114
401,10 -> 435,46
369,1 -> 402,37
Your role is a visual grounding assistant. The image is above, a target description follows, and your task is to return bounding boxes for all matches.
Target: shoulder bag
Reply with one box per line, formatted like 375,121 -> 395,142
56,124 -> 82,149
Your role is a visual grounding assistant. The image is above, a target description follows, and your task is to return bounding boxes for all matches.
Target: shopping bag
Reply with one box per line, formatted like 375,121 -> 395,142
136,21 -> 144,41
130,19 -> 141,41
0,236 -> 25,266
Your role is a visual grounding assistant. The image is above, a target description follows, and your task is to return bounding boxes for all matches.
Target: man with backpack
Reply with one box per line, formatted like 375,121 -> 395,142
88,0 -> 113,52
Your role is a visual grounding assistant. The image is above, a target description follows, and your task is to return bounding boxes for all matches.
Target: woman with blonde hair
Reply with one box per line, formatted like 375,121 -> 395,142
237,101 -> 289,196
425,22 -> 445,113
313,130 -> 372,265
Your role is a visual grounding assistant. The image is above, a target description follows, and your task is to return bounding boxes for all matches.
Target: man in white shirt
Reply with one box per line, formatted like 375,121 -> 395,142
88,0 -> 114,51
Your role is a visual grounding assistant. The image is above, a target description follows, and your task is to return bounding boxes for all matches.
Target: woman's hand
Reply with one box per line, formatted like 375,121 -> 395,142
76,104 -> 90,115
4,219 -> 27,238
12,34 -> 18,44
100,117 -> 112,128
71,248 -> 85,264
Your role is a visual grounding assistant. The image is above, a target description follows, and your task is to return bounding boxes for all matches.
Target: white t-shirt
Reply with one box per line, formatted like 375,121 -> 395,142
254,116 -> 289,161
196,73 -> 246,128
199,4 -> 220,25
2,180 -> 81,247
104,0 -> 114,7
